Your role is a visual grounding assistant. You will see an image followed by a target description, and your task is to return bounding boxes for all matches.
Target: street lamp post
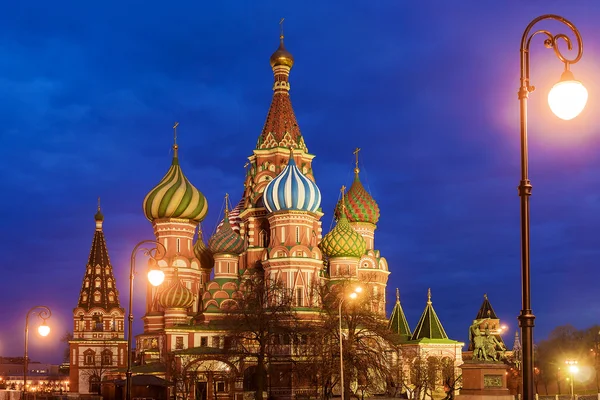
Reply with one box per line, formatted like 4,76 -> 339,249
565,360 -> 578,400
23,306 -> 52,400
126,240 -> 166,400
517,15 -> 587,400
339,287 -> 362,400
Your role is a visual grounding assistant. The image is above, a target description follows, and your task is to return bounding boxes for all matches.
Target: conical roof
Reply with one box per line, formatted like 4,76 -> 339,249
256,34 -> 307,151
410,289 -> 449,341
143,137 -> 208,222
476,293 -> 499,319
77,205 -> 123,312
388,288 -> 412,341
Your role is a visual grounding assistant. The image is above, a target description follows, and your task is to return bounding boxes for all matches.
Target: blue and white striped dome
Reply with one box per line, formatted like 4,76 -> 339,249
263,155 -> 321,213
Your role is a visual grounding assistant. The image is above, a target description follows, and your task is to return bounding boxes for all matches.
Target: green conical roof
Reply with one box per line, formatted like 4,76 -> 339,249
410,288 -> 449,341
320,193 -> 366,258
388,288 -> 412,342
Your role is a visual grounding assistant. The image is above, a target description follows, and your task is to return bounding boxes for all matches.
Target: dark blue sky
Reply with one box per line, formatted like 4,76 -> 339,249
2,1 -> 600,364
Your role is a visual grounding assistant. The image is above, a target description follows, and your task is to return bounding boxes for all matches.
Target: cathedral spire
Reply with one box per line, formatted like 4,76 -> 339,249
78,205 -> 122,311
388,288 -> 412,341
257,22 -> 306,152
410,288 -> 449,341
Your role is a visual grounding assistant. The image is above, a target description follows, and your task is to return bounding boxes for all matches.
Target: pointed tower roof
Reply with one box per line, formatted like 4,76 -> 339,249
388,288 -> 412,342
410,289 -> 452,342
77,203 -> 123,312
256,26 -> 307,152
476,293 -> 499,319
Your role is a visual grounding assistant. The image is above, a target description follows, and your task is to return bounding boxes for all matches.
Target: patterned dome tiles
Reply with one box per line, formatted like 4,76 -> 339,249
320,210 -> 366,259
158,273 -> 195,309
193,226 -> 214,269
337,173 -> 380,225
263,154 -> 321,213
208,214 -> 245,255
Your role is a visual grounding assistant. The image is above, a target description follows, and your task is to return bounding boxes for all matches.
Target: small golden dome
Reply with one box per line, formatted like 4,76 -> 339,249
270,36 -> 294,68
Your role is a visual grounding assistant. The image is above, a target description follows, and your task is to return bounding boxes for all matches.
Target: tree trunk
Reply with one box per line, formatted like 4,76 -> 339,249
255,354 -> 265,400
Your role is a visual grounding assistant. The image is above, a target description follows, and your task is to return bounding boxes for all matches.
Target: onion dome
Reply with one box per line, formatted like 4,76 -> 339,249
208,196 -> 245,255
193,225 -> 214,269
270,35 -> 294,68
158,270 -> 194,309
263,150 -> 321,213
143,128 -> 208,222
336,154 -> 380,224
320,190 -> 366,258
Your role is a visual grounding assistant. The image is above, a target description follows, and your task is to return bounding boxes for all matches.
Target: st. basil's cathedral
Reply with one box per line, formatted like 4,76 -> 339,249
68,33 -> 464,399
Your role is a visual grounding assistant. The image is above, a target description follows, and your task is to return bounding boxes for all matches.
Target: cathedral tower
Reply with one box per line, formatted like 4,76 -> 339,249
69,204 -> 126,394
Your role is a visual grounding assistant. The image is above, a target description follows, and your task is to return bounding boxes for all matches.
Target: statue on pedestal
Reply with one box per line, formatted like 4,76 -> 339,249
469,318 -> 507,362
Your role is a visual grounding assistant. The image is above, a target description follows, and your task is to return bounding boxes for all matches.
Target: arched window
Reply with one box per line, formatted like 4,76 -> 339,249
95,278 -> 101,288
259,230 -> 268,248
94,291 -> 101,302
83,349 -> 96,366
101,349 -> 113,366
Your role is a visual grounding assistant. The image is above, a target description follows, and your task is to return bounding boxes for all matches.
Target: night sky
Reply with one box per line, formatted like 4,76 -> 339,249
3,1 -> 600,364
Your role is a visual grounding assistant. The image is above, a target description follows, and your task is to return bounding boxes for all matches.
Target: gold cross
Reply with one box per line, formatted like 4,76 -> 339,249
353,147 -> 361,170
279,18 -> 285,38
173,122 -> 179,145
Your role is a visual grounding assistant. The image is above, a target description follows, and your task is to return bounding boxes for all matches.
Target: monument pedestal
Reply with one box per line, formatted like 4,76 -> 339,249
456,361 -> 512,400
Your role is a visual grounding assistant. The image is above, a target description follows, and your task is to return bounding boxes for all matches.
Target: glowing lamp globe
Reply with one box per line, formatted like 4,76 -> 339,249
38,323 -> 50,337
548,70 -> 588,120
569,365 -> 579,374
349,292 -> 358,300
148,268 -> 165,287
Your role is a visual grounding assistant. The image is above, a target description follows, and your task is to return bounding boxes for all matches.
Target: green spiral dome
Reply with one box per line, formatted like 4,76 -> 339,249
143,146 -> 208,222
208,214 -> 244,255
319,212 -> 366,258
158,276 -> 195,309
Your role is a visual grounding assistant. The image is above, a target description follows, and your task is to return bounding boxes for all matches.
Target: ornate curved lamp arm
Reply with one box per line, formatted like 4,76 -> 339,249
520,14 -> 583,97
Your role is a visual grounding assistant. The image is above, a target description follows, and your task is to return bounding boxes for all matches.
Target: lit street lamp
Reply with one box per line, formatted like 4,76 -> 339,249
339,286 -> 362,400
565,360 -> 578,400
517,15 -> 587,400
126,240 -> 165,400
23,306 -> 52,400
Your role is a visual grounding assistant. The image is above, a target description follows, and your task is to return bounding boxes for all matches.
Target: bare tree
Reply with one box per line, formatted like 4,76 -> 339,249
223,267 -> 299,400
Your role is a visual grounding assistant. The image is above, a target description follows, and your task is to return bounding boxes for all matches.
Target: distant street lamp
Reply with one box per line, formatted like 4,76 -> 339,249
23,306 -> 52,400
126,240 -> 165,400
339,286 -> 362,400
517,15 -> 587,400
565,360 -> 579,400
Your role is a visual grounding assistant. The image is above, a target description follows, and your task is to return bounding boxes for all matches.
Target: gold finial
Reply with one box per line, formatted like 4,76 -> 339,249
396,288 -> 400,303
353,147 -> 361,175
97,196 -> 101,211
279,18 -> 285,40
427,288 -> 432,304
484,293 -> 488,300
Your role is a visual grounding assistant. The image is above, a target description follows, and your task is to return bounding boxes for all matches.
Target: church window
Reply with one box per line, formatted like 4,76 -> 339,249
217,382 -> 225,392
175,337 -> 184,350
296,288 -> 303,306
107,280 -> 112,288
201,337 -> 208,347
94,292 -> 101,302
108,292 -> 115,302
83,349 -> 95,366
95,278 -> 101,288
177,238 -> 181,253
311,231 -> 317,247
212,336 -> 220,348
259,230 -> 267,247
227,262 -> 230,273
105,266 -> 110,274
95,266 -> 100,274
82,293 -> 88,302
101,350 -> 113,366
295,227 -> 300,243
85,279 -> 90,288
89,375 -> 100,394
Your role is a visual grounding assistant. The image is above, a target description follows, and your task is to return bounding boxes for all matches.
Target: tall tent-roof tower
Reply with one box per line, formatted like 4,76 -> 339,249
410,289 -> 451,341
388,288 -> 412,342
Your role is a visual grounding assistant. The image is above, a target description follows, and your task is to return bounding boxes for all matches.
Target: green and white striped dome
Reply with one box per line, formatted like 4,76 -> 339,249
143,145 -> 208,222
